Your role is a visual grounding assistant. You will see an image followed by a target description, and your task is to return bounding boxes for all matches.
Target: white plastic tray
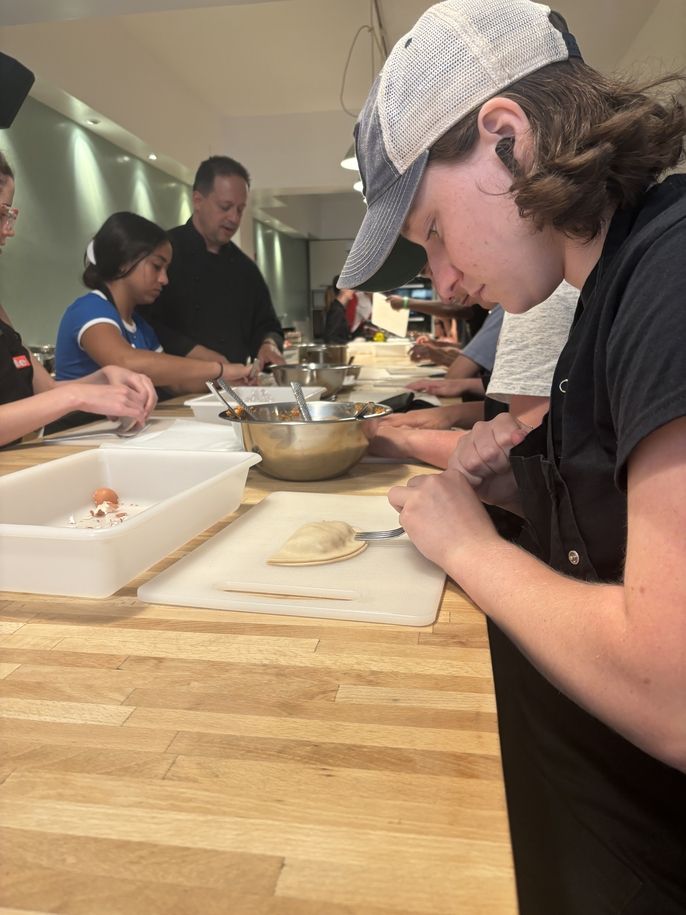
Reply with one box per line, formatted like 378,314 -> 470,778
0,449 -> 260,598
184,386 -> 325,425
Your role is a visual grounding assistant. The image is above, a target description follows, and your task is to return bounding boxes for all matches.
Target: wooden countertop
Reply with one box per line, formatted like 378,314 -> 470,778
0,379 -> 516,914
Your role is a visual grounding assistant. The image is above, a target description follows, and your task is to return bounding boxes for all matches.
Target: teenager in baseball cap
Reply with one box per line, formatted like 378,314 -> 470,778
341,3 -> 686,913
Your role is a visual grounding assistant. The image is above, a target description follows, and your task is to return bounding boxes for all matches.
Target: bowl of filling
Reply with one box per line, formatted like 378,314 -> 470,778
218,400 -> 391,481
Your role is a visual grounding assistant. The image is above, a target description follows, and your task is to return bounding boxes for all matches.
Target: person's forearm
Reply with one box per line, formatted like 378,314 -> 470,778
445,354 -> 480,379
92,347 -> 227,393
0,387 -> 83,445
446,537 -> 682,769
406,429 -> 465,467
449,401 -> 484,428
186,343 -> 228,363
407,300 -> 476,319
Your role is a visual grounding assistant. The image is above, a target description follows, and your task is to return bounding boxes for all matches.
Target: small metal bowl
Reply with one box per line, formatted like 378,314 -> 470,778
218,400 -> 391,481
297,343 -> 348,365
271,363 -> 351,397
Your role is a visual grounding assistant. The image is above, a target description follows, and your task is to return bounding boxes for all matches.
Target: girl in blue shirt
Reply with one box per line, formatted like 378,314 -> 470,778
56,212 -> 252,393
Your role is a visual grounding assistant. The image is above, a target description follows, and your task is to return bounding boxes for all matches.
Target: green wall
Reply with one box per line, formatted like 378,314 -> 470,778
254,220 -> 310,339
0,96 -> 192,347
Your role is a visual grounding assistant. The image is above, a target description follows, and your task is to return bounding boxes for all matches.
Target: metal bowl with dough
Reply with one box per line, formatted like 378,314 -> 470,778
218,400 -> 391,481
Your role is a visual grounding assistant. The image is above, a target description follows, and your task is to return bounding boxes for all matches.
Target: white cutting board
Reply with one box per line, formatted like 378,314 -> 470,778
138,492 -> 445,626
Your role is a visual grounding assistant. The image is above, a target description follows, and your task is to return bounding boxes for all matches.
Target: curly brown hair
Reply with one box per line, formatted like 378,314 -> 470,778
429,59 -> 686,240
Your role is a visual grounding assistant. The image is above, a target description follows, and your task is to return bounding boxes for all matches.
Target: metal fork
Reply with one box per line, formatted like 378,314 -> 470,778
354,527 -> 405,541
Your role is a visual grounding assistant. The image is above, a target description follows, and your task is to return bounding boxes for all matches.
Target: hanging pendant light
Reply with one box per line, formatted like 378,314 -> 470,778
341,144 -> 359,171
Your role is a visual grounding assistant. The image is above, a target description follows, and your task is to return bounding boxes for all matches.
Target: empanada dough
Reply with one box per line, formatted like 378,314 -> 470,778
268,520 -> 367,566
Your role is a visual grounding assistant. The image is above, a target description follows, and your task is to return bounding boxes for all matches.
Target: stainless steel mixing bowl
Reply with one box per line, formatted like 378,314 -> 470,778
297,343 -> 348,365
270,363 -> 351,397
218,400 -> 391,481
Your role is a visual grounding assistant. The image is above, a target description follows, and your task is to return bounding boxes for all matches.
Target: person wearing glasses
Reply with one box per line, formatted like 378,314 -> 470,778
0,152 -> 157,447
338,2 -> 686,912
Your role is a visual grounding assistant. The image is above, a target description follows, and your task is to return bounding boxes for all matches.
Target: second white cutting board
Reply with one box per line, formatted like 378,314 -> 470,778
138,492 -> 445,626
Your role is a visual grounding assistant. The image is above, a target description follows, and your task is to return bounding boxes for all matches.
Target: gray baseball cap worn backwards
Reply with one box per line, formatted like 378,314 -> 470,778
338,0 -> 582,292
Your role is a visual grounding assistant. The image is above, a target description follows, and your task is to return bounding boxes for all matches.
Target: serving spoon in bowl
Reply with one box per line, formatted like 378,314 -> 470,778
205,380 -> 242,421
290,381 -> 313,421
217,380 -> 259,421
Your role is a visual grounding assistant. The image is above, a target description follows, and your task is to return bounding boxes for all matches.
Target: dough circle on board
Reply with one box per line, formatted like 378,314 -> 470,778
268,520 -> 367,566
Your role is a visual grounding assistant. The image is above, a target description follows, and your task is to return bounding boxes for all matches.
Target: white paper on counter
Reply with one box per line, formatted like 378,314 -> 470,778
100,418 -> 243,452
371,293 -> 410,338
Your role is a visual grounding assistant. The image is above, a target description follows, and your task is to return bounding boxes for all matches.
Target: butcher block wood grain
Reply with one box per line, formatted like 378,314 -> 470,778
0,390 -> 516,915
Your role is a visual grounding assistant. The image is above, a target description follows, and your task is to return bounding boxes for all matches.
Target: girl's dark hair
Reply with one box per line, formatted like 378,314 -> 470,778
83,211 -> 169,294
0,150 -> 14,185
429,59 -> 686,240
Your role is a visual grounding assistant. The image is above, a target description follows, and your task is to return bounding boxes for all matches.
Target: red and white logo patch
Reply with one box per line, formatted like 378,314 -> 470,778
12,354 -> 30,369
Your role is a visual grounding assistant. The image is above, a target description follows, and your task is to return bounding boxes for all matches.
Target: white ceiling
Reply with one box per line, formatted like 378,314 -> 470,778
1,0 -> 683,238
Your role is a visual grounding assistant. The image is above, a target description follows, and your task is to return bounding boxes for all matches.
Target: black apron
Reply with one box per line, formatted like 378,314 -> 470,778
0,317 -> 35,447
489,418 -> 686,915
0,316 -> 34,405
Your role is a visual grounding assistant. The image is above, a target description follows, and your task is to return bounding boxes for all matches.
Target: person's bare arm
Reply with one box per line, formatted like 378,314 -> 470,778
406,376 -> 485,397
0,382 -> 150,446
387,295 -> 477,320
81,323 -> 251,393
444,352 -> 481,379
389,417 -> 686,771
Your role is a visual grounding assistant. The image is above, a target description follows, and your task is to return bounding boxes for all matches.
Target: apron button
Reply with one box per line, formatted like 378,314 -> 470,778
568,550 -> 580,566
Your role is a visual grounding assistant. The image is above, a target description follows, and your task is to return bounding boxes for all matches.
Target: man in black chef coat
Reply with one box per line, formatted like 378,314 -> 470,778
139,155 -> 285,368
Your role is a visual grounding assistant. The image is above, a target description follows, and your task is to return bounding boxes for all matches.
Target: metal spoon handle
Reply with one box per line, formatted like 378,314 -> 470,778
353,401 -> 376,419
217,380 -> 258,420
205,381 -> 242,421
290,381 -> 312,421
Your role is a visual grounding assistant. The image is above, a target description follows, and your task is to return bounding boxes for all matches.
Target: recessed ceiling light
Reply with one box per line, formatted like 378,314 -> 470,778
86,118 -> 100,126
147,153 -> 157,161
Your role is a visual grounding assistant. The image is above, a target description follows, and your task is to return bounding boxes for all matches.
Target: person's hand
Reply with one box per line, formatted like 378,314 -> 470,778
406,378 -> 470,397
71,382 -> 150,427
363,405 -> 464,433
409,341 -> 458,365
388,468 -> 499,570
257,340 -> 285,368
221,362 -> 254,385
386,294 -> 406,311
97,365 -> 157,419
446,413 -> 532,510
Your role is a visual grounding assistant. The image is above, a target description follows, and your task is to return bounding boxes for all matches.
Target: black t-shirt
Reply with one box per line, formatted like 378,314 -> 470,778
139,219 -> 283,363
495,176 -> 686,914
0,316 -> 34,448
0,316 -> 33,406
548,174 -> 686,580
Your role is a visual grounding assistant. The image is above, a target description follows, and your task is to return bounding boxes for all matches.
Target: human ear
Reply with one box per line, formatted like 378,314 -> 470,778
476,98 -> 533,172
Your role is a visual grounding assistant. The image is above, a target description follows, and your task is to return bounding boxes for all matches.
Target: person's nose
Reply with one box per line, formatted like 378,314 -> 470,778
428,251 -> 463,304
159,267 -> 169,286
